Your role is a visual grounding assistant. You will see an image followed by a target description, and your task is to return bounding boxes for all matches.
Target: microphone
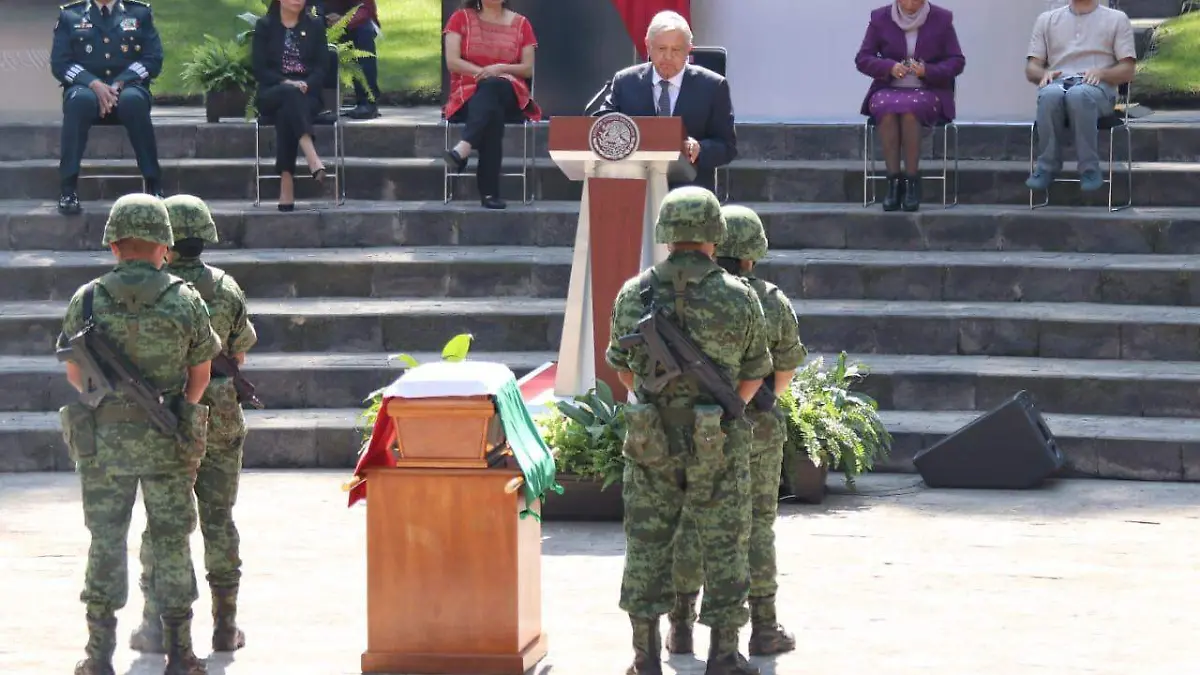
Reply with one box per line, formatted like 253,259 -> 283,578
585,79 -> 613,115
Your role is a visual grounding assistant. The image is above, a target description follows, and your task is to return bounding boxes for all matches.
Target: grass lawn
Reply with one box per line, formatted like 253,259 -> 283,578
150,0 -> 442,102
1134,11 -> 1200,103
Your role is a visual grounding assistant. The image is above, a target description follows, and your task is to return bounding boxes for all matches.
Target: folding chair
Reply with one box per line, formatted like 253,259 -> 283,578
862,82 -> 960,209
1028,82 -> 1132,212
254,45 -> 346,206
78,116 -> 148,195
443,71 -> 536,204
688,46 -> 730,203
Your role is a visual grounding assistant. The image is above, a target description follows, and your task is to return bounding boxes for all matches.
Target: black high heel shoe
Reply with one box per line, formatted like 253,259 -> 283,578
444,149 -> 467,173
310,165 -> 327,182
278,203 -> 295,212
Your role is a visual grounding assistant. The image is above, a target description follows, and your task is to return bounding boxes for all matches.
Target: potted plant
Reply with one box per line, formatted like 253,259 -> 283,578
238,2 -> 377,109
180,35 -> 256,123
535,380 -> 626,521
780,352 -> 893,503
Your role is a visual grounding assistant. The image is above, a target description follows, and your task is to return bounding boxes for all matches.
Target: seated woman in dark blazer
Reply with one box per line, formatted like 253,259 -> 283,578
855,0 -> 965,212
252,0 -> 329,211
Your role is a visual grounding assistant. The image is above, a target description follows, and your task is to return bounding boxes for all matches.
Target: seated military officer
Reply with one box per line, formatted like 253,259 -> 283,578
50,0 -> 165,216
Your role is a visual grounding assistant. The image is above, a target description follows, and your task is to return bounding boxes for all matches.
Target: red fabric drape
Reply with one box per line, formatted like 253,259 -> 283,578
347,402 -> 398,507
611,0 -> 692,59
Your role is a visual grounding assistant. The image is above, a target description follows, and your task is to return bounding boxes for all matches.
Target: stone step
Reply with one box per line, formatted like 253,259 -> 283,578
8,246 -> 1200,307
7,296 -> 1200,360
6,349 -> 1200,420
0,297 -> 567,356
0,351 -> 553,413
4,406 -> 1197,481
1116,0 -> 1183,19
6,200 -> 1200,255
840,352 -> 1200,419
1,158 -> 1195,206
6,118 -> 1200,162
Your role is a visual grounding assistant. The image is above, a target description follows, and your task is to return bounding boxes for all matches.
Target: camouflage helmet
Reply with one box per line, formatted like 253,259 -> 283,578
163,194 -> 218,244
654,186 -> 727,244
102,193 -> 173,248
715,205 -> 769,261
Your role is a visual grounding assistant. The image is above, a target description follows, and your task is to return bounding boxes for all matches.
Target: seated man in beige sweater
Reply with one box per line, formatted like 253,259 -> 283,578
1024,0 -> 1136,193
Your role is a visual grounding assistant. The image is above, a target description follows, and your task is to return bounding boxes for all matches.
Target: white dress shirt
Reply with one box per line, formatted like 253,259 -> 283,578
651,66 -> 685,115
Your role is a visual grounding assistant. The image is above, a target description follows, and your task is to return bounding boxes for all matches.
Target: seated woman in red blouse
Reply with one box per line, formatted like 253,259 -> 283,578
443,0 -> 541,210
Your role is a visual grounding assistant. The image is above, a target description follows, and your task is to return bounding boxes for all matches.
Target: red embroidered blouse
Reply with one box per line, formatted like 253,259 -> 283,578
443,9 -> 542,121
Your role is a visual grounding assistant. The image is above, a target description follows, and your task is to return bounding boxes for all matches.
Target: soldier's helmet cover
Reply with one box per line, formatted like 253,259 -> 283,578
102,193 -> 174,247
654,186 -> 727,244
163,194 -> 219,244
715,205 -> 769,262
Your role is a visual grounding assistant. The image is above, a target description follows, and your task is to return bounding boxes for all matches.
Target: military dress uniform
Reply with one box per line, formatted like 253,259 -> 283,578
668,205 -> 807,658
50,0 -> 164,215
606,187 -> 772,675
131,195 -> 258,655
57,194 -> 222,675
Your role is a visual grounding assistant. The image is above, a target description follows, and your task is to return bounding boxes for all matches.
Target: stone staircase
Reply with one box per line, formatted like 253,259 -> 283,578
3,110 -> 1200,483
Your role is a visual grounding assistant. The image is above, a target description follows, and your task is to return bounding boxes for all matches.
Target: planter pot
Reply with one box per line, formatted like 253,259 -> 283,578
540,475 -> 623,522
782,452 -> 829,504
204,88 -> 249,123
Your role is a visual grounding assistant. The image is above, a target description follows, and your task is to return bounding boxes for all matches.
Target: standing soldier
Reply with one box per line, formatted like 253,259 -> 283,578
57,193 -> 221,675
130,195 -> 258,655
607,187 -> 773,675
667,205 -> 806,658
50,0 -> 165,215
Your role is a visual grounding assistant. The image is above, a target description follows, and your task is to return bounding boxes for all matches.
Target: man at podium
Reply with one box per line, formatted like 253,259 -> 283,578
595,11 -> 737,193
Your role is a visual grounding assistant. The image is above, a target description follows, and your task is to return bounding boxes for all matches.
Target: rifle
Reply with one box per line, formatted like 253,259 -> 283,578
55,315 -> 185,444
211,352 -> 264,409
617,306 -> 749,421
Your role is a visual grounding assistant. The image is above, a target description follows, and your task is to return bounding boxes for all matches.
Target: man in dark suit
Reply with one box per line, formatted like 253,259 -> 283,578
595,10 -> 736,193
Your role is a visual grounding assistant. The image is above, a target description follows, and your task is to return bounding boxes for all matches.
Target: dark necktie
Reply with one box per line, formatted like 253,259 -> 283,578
657,80 -> 671,116
101,5 -> 110,20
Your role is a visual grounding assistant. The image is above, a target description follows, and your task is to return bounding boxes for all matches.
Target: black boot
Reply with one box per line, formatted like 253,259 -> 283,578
163,613 -> 207,675
881,174 -> 904,212
211,585 -> 246,652
625,615 -> 663,675
75,612 -> 117,675
902,174 -> 922,212
704,627 -> 759,675
747,595 -> 795,656
666,592 -> 698,655
145,178 -> 164,198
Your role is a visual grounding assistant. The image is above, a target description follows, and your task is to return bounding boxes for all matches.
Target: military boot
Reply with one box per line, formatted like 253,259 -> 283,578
625,615 -> 663,675
665,592 -> 698,655
128,600 -> 165,653
704,627 -> 759,675
211,585 -> 246,651
163,614 -> 208,675
75,612 -> 117,675
747,595 -> 795,656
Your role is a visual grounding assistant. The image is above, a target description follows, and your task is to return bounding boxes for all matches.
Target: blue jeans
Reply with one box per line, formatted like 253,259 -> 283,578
1034,80 -> 1116,174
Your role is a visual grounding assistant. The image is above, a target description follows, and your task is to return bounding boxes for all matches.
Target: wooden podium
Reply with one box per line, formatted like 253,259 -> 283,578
361,390 -> 547,675
547,115 -> 688,401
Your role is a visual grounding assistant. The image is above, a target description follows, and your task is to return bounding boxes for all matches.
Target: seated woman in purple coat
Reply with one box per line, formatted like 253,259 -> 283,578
856,0 -> 965,212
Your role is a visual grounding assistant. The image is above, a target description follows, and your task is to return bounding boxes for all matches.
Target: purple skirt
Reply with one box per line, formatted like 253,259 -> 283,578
868,87 -> 942,126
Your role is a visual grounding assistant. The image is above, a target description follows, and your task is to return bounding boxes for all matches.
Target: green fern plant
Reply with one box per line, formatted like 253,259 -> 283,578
535,380 -> 626,489
179,35 -> 256,95
356,334 -> 475,454
780,352 -> 892,489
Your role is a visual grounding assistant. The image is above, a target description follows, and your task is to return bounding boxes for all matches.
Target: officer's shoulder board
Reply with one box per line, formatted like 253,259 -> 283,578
60,0 -> 85,9
125,0 -> 152,6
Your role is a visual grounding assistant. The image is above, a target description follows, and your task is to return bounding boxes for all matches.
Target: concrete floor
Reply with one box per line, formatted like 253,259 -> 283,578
1,471 -> 1198,674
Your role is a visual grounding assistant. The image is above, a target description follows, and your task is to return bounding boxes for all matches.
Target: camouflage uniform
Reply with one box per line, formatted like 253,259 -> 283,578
131,195 -> 257,654
57,194 -> 222,675
607,187 -> 773,675
668,205 -> 807,657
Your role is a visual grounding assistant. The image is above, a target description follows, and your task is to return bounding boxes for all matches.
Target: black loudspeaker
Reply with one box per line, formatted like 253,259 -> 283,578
912,391 -> 1064,489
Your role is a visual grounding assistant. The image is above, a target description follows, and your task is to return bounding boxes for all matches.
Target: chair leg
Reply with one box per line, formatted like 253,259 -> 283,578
862,124 -> 873,207
443,122 -> 452,204
1112,125 -> 1132,212
950,123 -> 960,208
941,125 -> 948,208
254,122 -> 262,207
1028,123 -> 1049,210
